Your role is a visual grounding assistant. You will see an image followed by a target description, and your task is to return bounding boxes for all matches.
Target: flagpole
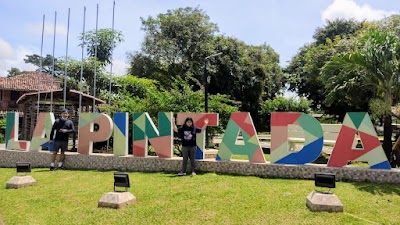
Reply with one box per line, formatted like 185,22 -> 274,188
93,4 -> 99,112
50,11 -> 57,113
37,14 -> 45,119
107,1 -> 115,150
108,0 -> 115,114
79,6 -> 86,117
64,8 -> 70,108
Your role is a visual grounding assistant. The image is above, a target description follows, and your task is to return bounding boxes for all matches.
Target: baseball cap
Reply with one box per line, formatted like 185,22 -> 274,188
61,108 -> 69,113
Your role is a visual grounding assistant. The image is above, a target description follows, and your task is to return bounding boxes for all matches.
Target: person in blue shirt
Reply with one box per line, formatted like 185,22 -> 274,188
172,117 -> 208,176
49,108 -> 75,171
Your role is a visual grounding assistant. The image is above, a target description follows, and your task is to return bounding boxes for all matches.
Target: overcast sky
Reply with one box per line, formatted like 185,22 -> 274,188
0,0 -> 399,77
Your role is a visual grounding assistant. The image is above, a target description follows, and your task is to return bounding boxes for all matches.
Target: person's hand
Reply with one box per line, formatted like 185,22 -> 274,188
60,129 -> 67,133
171,117 -> 175,123
204,118 -> 209,125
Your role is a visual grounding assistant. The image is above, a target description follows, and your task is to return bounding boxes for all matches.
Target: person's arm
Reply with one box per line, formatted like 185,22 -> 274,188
172,117 -> 178,133
201,118 -> 209,132
49,121 -> 57,142
66,120 -> 75,133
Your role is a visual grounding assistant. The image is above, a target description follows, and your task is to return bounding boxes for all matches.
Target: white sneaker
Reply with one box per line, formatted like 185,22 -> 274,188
178,172 -> 186,176
191,172 -> 196,176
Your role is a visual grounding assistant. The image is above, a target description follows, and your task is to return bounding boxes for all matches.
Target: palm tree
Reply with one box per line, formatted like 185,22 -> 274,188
321,28 -> 400,166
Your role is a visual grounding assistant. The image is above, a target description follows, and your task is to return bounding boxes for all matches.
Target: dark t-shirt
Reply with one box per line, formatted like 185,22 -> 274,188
178,126 -> 201,147
50,119 -> 75,142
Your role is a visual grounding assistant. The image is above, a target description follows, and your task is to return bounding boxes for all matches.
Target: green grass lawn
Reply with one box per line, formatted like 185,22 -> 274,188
1,168 -> 399,225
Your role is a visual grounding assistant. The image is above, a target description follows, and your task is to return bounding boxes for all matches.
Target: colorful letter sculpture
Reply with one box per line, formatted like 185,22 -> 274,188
113,112 -> 129,156
132,112 -> 173,158
327,112 -> 391,169
216,112 -> 266,163
5,112 -> 30,151
78,113 -> 113,155
3,110 -> 393,170
29,112 -> 55,152
270,112 -> 323,164
176,113 -> 219,159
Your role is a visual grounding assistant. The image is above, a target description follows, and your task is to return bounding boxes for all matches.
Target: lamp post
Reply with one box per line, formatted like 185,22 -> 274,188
203,52 -> 222,148
203,52 -> 222,112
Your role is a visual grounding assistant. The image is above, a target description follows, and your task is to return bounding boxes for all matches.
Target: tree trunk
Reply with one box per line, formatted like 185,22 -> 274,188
382,114 -> 394,167
391,135 -> 400,168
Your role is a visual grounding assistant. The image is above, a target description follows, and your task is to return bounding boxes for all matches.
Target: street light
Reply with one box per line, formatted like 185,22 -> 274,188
203,52 -> 222,148
315,173 -> 336,188
114,172 -> 130,192
203,52 -> 222,113
16,162 -> 31,174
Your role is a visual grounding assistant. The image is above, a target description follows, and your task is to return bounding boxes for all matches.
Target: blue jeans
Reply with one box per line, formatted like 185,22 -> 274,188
181,146 -> 196,173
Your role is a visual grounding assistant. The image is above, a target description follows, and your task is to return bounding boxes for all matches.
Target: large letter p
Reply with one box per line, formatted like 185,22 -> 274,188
78,113 -> 113,155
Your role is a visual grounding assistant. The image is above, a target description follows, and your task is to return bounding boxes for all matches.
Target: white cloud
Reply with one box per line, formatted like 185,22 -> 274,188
27,22 -> 68,37
0,38 -> 37,77
322,0 -> 398,23
0,39 -> 14,59
105,59 -> 129,76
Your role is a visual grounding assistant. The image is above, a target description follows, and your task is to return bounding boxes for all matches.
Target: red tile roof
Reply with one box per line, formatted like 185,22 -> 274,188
0,72 -> 61,91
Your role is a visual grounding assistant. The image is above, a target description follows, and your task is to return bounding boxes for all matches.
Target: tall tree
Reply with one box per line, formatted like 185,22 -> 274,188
128,7 -> 284,128
80,28 -> 124,65
23,54 -> 61,75
128,7 -> 219,87
7,68 -> 24,77
286,19 -> 365,116
321,28 -> 400,163
208,37 -> 283,128
313,18 -> 363,45
56,57 -> 109,95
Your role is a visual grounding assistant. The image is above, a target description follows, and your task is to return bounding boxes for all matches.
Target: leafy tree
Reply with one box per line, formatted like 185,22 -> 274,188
208,37 -> 283,130
313,18 -> 363,45
129,7 -> 218,87
0,117 -> 5,143
23,54 -> 61,75
7,68 -> 25,77
286,19 -> 365,117
286,38 -> 361,117
262,96 -> 311,113
128,7 -> 284,129
81,28 -> 124,65
56,57 -> 109,95
321,28 -> 400,163
260,96 -> 312,131
111,75 -> 238,125
103,75 -> 238,153
378,15 -> 400,36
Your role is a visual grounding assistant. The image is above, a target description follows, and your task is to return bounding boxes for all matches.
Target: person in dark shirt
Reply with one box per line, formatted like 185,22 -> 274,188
172,117 -> 208,176
49,108 -> 75,171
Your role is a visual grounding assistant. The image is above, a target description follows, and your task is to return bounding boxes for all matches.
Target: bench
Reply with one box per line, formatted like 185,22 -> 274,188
212,134 -> 271,148
288,124 -> 342,151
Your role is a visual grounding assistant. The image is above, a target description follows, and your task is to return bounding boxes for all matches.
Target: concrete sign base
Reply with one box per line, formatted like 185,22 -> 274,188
6,176 -> 36,189
98,192 -> 136,209
306,190 -> 343,212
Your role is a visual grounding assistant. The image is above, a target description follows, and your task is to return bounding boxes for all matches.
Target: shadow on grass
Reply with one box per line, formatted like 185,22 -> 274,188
34,168 -> 52,173
162,171 -> 206,178
312,153 -> 329,164
350,182 -> 400,195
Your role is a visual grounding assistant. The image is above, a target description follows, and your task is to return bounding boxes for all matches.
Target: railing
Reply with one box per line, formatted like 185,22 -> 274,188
0,101 -> 24,115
